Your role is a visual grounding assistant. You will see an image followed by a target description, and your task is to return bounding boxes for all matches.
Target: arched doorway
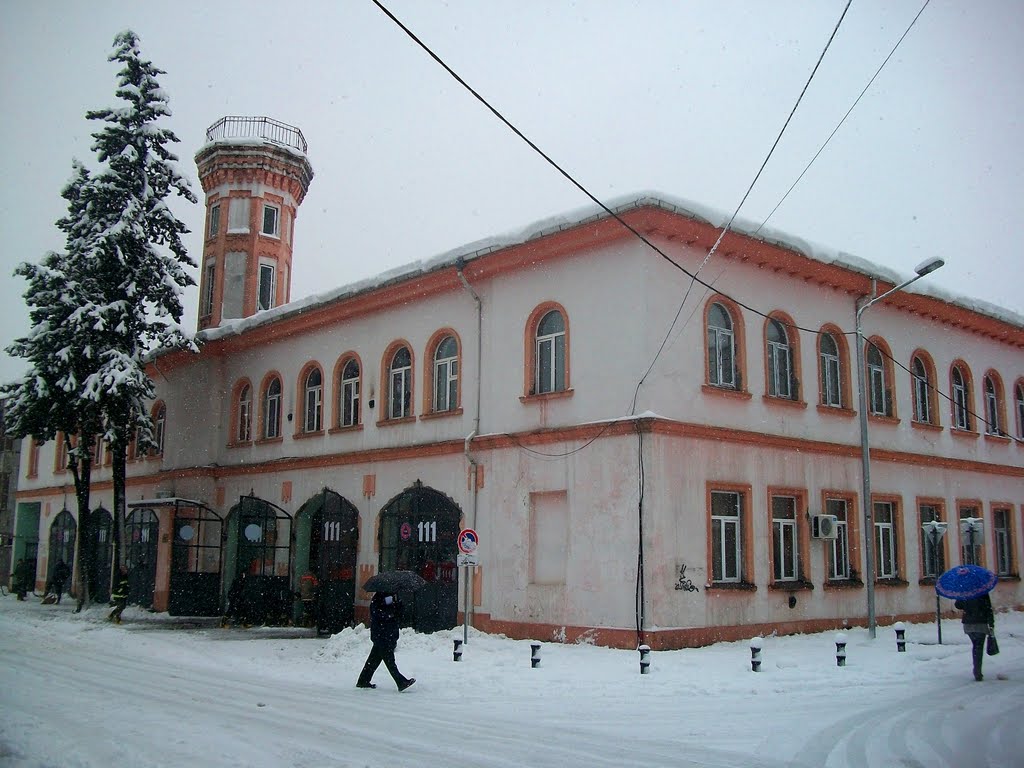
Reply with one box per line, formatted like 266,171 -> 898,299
90,507 -> 114,603
125,507 -> 159,608
225,495 -> 293,625
48,509 -> 76,588
295,489 -> 359,635
378,481 -> 460,633
169,500 -> 223,616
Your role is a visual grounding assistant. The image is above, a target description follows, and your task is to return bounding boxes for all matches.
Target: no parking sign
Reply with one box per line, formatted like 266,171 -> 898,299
457,528 -> 479,566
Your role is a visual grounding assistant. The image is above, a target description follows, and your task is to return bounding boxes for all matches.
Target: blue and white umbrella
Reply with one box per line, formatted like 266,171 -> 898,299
935,564 -> 997,600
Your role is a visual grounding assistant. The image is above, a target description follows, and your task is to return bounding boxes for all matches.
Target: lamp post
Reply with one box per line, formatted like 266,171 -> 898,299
922,520 -> 947,644
856,257 -> 944,639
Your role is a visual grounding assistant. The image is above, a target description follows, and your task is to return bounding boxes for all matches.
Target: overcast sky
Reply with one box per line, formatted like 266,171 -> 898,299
1,1 -> 1021,384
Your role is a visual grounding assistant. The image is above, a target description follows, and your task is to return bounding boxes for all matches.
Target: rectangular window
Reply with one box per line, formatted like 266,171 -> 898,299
919,503 -> 945,579
304,381 -> 322,433
238,391 -> 251,443
711,491 -> 742,583
768,343 -> 791,399
959,505 -> 982,566
265,390 -> 281,439
208,203 -> 220,238
772,495 -> 798,581
227,198 -> 250,233
826,497 -> 850,580
708,329 -> 735,388
201,262 -> 216,317
536,335 -> 566,394
994,508 -> 1013,576
985,386 -> 1000,435
262,203 -> 280,237
874,501 -> 897,578
434,358 -> 458,412
390,368 -> 410,419
258,263 -> 276,311
914,375 -> 932,423
27,439 -> 40,478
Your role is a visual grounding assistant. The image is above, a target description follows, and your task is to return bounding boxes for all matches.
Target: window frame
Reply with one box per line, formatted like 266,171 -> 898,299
917,499 -> 946,581
257,261 -> 277,312
707,484 -> 753,586
334,353 -> 362,430
768,488 -> 808,586
261,202 -> 280,237
865,337 -> 896,418
910,351 -> 939,426
765,314 -> 800,401
991,505 -> 1015,577
1015,380 -> 1024,440
232,379 -> 253,445
535,310 -> 566,395
151,402 -> 166,457
424,330 -> 461,415
226,196 -> 250,234
982,371 -> 1006,436
823,493 -> 858,582
950,361 -> 974,431
201,261 -> 216,318
872,496 -> 903,581
208,202 -> 221,239
705,298 -> 745,391
958,500 -> 985,567
819,331 -> 842,408
260,373 -> 283,441
381,342 -> 414,422
523,302 -> 571,399
299,363 -> 324,434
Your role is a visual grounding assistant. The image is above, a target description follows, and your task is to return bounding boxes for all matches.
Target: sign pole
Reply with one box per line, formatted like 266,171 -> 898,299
457,528 -> 479,646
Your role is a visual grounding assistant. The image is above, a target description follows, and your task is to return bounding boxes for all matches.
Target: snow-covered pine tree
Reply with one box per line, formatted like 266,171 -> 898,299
3,161 -> 106,606
80,29 -> 198,571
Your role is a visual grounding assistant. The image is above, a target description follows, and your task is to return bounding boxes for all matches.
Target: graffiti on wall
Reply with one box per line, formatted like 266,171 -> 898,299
674,563 -> 700,592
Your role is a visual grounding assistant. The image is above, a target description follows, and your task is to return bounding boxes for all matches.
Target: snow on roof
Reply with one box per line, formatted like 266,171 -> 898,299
195,136 -> 309,162
200,192 -> 1023,343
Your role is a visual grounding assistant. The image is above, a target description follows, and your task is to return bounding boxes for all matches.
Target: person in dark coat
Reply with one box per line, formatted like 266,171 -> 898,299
50,559 -> 71,604
954,592 -> 995,681
108,565 -> 130,624
356,592 -> 415,691
13,558 -> 31,600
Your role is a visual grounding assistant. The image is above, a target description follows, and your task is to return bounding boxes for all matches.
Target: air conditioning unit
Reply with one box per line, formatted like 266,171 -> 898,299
812,514 -> 839,540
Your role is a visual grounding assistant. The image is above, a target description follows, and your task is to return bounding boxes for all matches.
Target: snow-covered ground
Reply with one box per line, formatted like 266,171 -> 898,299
1,595 -> 1021,768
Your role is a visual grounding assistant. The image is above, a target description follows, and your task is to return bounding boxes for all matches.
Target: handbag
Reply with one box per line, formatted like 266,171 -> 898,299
986,633 -> 999,656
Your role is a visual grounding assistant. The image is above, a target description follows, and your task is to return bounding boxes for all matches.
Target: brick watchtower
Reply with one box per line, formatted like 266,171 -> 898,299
194,117 -> 314,330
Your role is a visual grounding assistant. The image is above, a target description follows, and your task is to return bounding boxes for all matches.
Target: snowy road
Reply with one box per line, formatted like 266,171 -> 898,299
2,597 -> 1022,767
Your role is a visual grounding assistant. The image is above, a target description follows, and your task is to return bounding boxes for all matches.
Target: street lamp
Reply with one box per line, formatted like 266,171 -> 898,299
856,257 -> 944,638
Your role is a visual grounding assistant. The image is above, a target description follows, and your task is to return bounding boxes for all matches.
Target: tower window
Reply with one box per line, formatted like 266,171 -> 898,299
227,198 -> 250,233
208,204 -> 220,238
201,263 -> 215,317
262,204 -> 280,237
258,262 -> 276,311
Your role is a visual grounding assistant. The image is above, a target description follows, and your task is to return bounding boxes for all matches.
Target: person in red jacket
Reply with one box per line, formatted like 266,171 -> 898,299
356,592 -> 415,691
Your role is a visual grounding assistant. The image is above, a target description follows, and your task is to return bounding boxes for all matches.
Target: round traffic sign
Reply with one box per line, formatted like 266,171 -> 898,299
458,528 -> 479,554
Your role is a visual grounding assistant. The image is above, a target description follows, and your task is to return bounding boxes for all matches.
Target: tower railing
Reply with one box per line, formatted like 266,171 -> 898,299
204,116 -> 307,154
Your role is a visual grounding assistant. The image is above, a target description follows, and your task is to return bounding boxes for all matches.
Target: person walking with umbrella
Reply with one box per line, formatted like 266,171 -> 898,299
356,591 -> 416,691
357,570 -> 425,691
936,564 -> 998,682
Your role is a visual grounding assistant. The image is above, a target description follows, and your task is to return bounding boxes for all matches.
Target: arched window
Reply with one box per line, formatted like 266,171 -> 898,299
866,340 -> 893,417
819,332 -> 842,407
983,373 -> 1004,436
433,335 -> 459,412
535,310 -> 566,394
152,403 -> 166,456
951,364 -> 972,431
339,357 -> 360,428
1015,381 -> 1024,440
263,376 -> 282,439
236,382 -> 252,443
707,302 -> 736,388
766,318 -> 793,399
389,346 -> 412,419
911,354 -> 934,425
303,367 -> 323,433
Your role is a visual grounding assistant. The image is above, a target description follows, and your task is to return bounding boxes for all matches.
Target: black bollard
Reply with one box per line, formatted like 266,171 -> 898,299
894,622 -> 906,652
835,632 -> 847,667
531,642 -> 541,668
453,638 -> 463,662
638,644 -> 651,675
750,637 -> 763,672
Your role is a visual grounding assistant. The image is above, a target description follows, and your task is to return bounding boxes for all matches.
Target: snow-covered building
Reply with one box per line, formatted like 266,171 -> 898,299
13,117 -> 1024,648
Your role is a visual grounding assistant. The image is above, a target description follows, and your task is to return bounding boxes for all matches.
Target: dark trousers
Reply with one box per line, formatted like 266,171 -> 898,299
52,582 -> 65,604
108,599 -> 127,623
969,632 -> 986,677
357,643 -> 408,687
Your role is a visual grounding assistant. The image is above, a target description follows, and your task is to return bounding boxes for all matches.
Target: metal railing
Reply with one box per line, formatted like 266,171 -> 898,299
204,116 -> 307,153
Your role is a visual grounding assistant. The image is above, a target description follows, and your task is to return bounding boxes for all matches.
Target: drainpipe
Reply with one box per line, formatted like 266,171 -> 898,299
455,258 -> 482,644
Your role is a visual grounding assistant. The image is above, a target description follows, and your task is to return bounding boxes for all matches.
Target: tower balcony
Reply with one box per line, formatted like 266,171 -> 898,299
204,116 -> 307,154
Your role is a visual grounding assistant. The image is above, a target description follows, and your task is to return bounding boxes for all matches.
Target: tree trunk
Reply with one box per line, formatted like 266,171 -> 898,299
68,433 -> 94,611
111,438 -> 127,585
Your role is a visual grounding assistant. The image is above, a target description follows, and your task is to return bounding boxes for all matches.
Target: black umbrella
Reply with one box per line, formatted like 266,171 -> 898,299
362,570 -> 427,593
